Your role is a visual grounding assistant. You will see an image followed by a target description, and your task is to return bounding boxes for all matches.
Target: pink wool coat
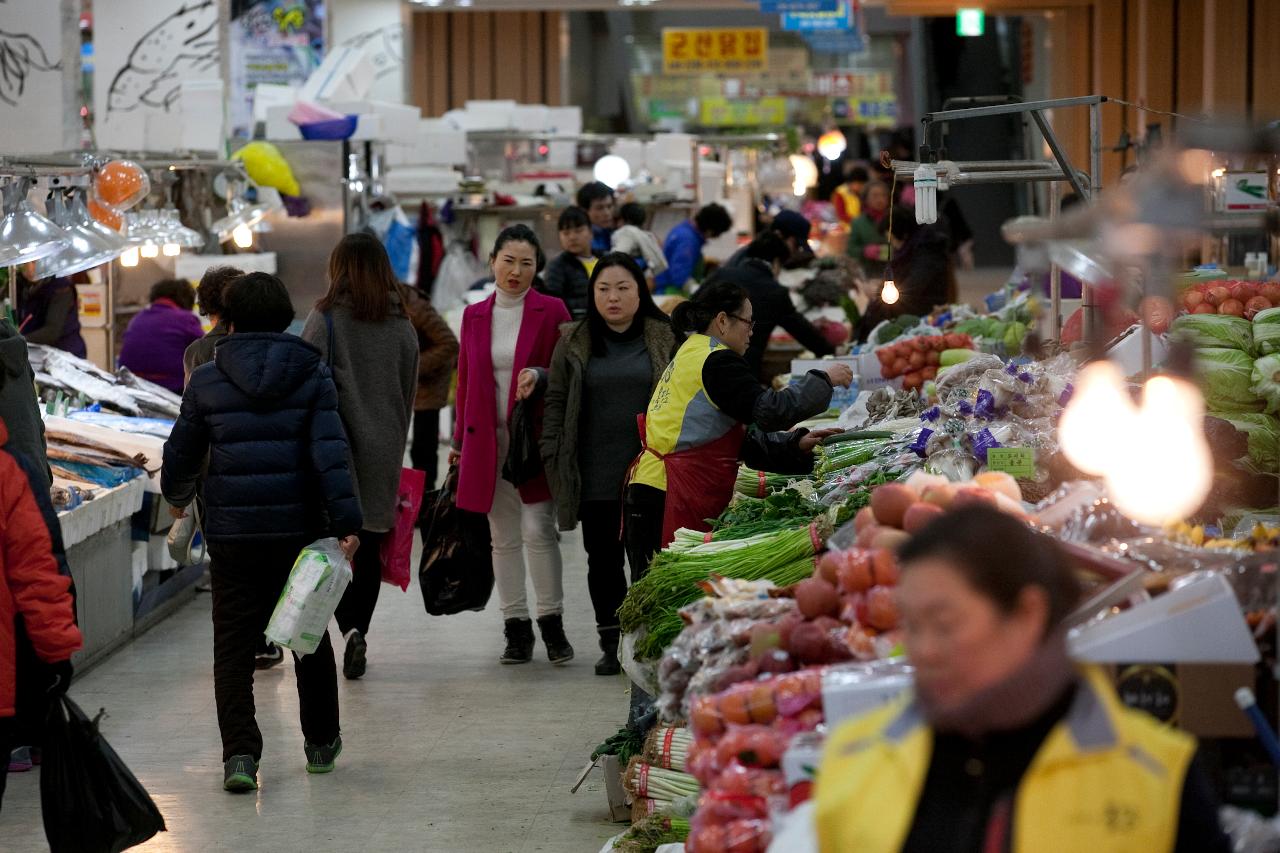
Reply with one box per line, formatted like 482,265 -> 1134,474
454,289 -> 570,513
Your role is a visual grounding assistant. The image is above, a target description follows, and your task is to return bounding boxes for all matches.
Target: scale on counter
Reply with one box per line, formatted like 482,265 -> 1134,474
1068,572 -> 1260,664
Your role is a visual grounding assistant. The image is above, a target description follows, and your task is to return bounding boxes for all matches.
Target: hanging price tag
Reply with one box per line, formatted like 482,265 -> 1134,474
986,447 -> 1035,478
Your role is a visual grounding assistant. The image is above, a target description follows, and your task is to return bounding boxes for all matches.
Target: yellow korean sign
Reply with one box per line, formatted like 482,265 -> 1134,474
699,97 -> 787,127
662,28 -> 768,75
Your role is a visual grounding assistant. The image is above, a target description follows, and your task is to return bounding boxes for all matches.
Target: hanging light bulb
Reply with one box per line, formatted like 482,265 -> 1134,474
140,241 -> 159,258
789,154 -> 818,197
232,223 -> 253,248
120,246 -> 140,267
1058,361 -> 1136,475
817,129 -> 847,162
880,278 -> 899,305
1107,375 -> 1212,526
162,242 -> 181,257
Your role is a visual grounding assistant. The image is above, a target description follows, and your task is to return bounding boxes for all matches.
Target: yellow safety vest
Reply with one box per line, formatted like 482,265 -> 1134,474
814,666 -> 1196,853
833,184 -> 862,223
631,333 -> 738,491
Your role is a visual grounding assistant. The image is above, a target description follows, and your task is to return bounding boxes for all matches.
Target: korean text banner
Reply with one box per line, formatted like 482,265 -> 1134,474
662,28 -> 768,75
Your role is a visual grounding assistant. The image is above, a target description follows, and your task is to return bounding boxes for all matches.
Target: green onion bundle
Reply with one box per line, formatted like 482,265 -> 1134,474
734,467 -> 804,497
814,438 -> 889,477
612,815 -> 691,853
643,726 -> 693,772
619,525 -> 824,659
626,758 -> 702,801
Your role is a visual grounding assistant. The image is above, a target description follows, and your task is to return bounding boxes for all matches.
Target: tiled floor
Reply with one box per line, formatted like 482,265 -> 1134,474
1,527 -> 627,852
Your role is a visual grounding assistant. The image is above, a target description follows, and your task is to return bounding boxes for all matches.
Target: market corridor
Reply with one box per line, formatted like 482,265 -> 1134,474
0,530 -> 623,852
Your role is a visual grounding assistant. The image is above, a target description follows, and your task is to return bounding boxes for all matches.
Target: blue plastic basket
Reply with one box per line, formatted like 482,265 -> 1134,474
299,115 -> 358,141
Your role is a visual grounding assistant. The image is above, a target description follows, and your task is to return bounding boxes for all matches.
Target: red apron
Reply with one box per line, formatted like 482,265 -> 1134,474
630,414 -> 746,547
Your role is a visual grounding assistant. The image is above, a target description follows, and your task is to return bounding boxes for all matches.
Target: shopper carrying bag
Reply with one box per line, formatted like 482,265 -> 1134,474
162,273 -> 362,792
452,225 -> 573,666
301,233 -> 418,681
418,464 -> 494,616
541,253 -> 676,676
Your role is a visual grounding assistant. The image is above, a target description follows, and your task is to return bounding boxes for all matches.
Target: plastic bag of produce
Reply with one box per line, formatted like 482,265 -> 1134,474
1252,354 -> 1280,414
1208,412 -> 1280,473
1254,307 -> 1280,356
1171,313 -> 1254,353
264,538 -> 352,655
1196,347 -> 1264,412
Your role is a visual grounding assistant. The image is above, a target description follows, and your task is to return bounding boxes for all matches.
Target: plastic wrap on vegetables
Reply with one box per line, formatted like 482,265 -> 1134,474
1170,313 -> 1255,353
1251,354 -> 1280,414
1206,412 -> 1280,474
1196,347 -> 1264,412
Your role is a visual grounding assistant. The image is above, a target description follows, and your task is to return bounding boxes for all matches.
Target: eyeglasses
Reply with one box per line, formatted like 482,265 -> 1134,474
727,313 -> 756,331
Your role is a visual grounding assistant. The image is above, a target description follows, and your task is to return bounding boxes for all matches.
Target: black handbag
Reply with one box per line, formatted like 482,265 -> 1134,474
41,695 -> 166,853
502,398 -> 543,487
418,466 -> 495,616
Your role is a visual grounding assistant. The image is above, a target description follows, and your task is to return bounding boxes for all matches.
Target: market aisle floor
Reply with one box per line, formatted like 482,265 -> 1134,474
1,528 -> 626,852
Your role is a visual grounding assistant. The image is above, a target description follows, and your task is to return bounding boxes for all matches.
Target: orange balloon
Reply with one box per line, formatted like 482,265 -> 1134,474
94,160 -> 150,209
88,196 -> 124,231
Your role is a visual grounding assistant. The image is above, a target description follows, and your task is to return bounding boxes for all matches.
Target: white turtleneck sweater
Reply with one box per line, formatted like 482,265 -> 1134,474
492,287 -> 529,433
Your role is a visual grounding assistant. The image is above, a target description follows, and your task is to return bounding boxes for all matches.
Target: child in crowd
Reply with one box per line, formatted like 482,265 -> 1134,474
542,206 -> 597,320
610,203 -> 668,289
161,272 -> 362,793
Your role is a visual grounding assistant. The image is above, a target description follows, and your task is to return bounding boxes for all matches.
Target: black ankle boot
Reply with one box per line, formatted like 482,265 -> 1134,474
500,618 -> 534,664
536,614 -> 575,665
595,626 -> 621,676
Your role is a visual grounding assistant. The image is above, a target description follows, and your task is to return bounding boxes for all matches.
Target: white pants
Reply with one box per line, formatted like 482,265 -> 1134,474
488,476 -> 563,621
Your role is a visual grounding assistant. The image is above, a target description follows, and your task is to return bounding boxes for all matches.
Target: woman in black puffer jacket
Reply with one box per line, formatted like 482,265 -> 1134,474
162,272 -> 361,792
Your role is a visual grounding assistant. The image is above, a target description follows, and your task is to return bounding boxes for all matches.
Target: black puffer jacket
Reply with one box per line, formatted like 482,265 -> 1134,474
161,333 -> 362,543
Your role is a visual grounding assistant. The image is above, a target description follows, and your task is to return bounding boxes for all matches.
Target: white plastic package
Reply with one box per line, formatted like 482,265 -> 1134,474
265,538 -> 352,656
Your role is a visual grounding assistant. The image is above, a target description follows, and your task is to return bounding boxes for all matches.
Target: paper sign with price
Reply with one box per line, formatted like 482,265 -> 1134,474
663,28 -> 768,75
986,447 -> 1035,478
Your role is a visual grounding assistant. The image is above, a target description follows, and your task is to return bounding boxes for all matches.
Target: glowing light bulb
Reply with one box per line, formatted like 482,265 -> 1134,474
140,242 -> 159,259
162,242 -> 180,257
880,278 -> 899,305
120,247 -> 139,267
1058,361 -> 1136,475
232,224 -> 253,248
592,155 -> 631,190
817,129 -> 847,162
1108,376 -> 1212,525
789,154 -> 818,197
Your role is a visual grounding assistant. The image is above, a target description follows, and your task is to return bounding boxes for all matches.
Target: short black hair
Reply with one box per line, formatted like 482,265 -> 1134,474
149,278 -> 196,311
558,206 -> 591,232
694,203 -> 733,238
898,505 -> 1082,635
619,202 -> 646,227
222,272 -> 295,333
846,165 -> 870,184
744,231 -> 790,266
670,278 -> 748,336
195,265 -> 243,318
576,181 -> 614,209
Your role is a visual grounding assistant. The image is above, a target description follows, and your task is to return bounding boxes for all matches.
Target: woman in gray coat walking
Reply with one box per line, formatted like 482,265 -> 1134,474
301,233 -> 418,680
540,253 -> 676,675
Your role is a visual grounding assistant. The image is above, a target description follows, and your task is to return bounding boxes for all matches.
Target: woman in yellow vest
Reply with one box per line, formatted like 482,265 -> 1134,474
624,279 -> 853,579
813,504 -> 1229,853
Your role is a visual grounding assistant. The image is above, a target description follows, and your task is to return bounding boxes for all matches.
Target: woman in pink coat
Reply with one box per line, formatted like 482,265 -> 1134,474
452,225 -> 574,666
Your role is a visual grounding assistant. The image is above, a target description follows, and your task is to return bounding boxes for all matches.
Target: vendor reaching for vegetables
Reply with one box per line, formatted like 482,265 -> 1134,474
624,279 -> 853,578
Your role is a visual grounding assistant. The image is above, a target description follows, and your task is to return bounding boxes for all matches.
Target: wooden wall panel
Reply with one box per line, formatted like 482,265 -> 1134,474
1203,0 -> 1248,117
471,13 -> 494,102
1092,1 -> 1126,186
410,11 -> 564,116
1253,0 -> 1280,121
521,12 -> 544,105
1175,0 -> 1205,118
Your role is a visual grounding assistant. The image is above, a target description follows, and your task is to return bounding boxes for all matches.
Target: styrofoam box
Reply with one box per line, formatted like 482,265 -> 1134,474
264,105 -> 304,141
300,44 -> 376,104
330,100 -> 422,146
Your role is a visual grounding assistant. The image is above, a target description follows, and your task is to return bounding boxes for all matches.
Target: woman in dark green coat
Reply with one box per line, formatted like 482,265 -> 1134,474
540,253 -> 677,676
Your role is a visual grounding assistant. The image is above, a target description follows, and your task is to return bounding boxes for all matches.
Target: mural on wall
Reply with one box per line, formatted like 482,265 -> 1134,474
337,22 -> 403,83
0,0 -> 73,152
105,0 -> 219,114
228,0 -> 325,139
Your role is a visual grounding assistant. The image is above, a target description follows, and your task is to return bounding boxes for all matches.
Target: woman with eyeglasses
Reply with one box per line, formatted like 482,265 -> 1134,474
623,279 -> 854,581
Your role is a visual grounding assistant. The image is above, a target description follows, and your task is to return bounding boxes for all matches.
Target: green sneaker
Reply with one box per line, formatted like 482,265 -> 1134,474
223,755 -> 258,793
304,736 -> 343,774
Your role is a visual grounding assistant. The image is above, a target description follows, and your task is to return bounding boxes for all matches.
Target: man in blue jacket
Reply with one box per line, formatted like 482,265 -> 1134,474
161,272 -> 362,794
654,203 -> 733,295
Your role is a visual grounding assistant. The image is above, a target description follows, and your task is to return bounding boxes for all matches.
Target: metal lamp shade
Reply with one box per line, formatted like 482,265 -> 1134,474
158,209 -> 206,248
33,193 -> 125,278
211,198 -> 271,241
0,185 -> 70,266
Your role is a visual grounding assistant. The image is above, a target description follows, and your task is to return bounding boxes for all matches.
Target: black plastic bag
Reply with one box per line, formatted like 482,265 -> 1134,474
419,467 -> 494,616
41,694 -> 166,853
502,399 -> 543,487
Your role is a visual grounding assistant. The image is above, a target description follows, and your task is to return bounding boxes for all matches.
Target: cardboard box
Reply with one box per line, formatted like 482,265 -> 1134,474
601,754 -> 632,822
1106,663 -> 1255,739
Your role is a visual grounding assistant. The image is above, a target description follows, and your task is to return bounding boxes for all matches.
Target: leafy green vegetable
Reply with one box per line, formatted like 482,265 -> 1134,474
593,725 -> 647,763
1252,354 -> 1280,415
1209,411 -> 1280,474
1255,307 -> 1280,356
1196,347 -> 1264,412
1172,314 -> 1254,353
